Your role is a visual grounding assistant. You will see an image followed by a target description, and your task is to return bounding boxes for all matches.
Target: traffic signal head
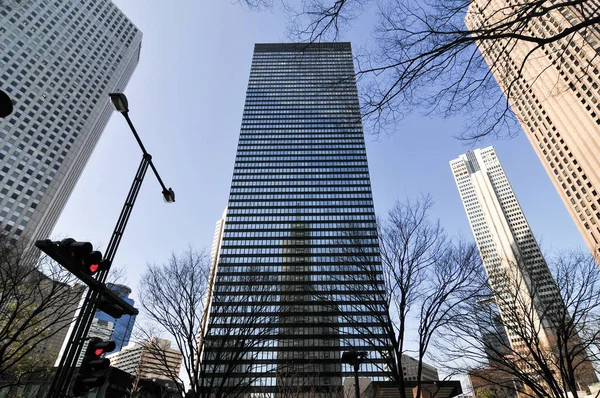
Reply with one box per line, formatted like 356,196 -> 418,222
72,337 -> 116,396
86,338 -> 116,357
55,238 -> 111,277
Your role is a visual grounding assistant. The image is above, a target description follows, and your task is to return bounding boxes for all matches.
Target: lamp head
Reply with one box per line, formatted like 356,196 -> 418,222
109,92 -> 129,113
0,89 -> 14,118
163,188 -> 175,203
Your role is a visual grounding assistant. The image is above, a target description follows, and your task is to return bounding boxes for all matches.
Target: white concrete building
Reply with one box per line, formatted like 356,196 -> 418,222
465,0 -> 600,258
107,337 -> 183,382
401,355 -> 439,382
0,0 -> 141,246
450,146 -> 596,391
450,147 -> 563,342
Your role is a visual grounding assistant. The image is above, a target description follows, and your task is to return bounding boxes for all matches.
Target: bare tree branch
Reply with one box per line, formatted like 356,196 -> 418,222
0,235 -> 83,389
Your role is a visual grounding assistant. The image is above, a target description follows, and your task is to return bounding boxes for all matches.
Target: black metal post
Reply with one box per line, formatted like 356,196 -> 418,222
342,349 -> 367,398
47,155 -> 150,398
353,363 -> 360,398
122,112 -> 171,198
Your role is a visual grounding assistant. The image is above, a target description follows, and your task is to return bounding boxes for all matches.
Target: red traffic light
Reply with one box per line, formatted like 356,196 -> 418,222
88,339 -> 116,357
73,338 -> 116,396
83,251 -> 110,275
51,239 -> 111,277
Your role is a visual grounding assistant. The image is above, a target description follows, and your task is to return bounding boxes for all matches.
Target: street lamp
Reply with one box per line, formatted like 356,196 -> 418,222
0,89 -> 14,118
109,92 -> 175,204
342,349 -> 368,398
46,92 -> 177,398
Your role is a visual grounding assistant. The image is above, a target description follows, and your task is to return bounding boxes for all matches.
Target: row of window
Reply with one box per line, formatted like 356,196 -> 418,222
231,181 -> 371,188
228,199 -> 373,207
222,230 -> 377,238
227,207 -> 374,215
219,255 -> 380,264
232,174 -> 370,181
230,186 -> 372,193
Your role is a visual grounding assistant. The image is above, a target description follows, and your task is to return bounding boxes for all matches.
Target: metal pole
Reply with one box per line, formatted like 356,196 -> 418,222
122,112 -> 170,194
354,363 -> 360,398
47,156 -> 150,398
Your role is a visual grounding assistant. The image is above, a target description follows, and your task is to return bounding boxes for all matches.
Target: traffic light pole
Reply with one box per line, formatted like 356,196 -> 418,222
47,154 -> 150,398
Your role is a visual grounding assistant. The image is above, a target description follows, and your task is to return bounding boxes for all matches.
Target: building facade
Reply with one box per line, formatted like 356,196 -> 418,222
465,0 -> 600,258
32,277 -> 84,368
201,42 -> 392,397
106,337 -> 183,382
400,355 -> 439,382
0,0 -> 141,246
450,146 -> 597,391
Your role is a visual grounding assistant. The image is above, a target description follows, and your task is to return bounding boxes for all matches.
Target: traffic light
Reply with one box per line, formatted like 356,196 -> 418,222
97,288 -> 131,318
72,337 -> 116,396
36,239 -> 111,283
58,238 -> 111,277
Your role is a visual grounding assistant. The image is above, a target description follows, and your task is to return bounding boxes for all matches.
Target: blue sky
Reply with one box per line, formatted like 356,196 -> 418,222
52,0 -> 585,300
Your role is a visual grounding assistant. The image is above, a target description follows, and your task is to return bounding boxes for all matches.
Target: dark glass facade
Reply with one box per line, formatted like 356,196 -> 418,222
203,42 -> 391,396
96,283 -> 135,352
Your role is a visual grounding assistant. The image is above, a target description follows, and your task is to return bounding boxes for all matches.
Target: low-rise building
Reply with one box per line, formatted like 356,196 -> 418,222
107,337 -> 182,381
402,355 -> 439,382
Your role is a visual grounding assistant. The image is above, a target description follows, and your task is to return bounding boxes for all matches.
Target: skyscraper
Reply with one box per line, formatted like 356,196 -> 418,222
450,146 -> 597,391
465,1 -> 600,258
202,42 -> 391,397
0,0 -> 142,245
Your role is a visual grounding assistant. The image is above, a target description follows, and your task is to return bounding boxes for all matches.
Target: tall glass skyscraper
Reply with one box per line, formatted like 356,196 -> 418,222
202,43 -> 391,397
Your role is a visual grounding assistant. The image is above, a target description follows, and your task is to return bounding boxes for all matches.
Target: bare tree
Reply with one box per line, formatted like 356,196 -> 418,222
244,0 -> 600,140
437,250 -> 600,398
0,236 -> 83,389
322,195 -> 483,398
137,247 -> 282,398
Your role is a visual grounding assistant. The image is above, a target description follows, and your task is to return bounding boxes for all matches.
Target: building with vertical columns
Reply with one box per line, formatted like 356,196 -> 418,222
198,208 -> 227,353
201,42 -> 392,397
465,0 -> 600,259
0,0 -> 141,247
107,337 -> 183,382
450,146 -> 597,392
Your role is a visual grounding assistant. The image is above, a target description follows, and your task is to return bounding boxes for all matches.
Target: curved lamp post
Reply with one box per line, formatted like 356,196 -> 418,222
47,92 -> 177,397
109,92 -> 175,203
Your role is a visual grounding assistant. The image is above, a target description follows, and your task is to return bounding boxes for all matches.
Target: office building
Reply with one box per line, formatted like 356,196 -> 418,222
450,146 -> 597,390
107,337 -> 183,382
96,283 -> 136,352
31,278 -> 84,368
0,0 -> 142,246
401,355 -> 439,382
465,0 -> 600,258
201,42 -> 392,396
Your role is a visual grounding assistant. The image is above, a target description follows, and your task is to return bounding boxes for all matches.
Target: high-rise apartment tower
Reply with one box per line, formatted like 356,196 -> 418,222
465,0 -> 600,258
0,0 -> 141,245
450,146 -> 597,391
202,43 -> 391,397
